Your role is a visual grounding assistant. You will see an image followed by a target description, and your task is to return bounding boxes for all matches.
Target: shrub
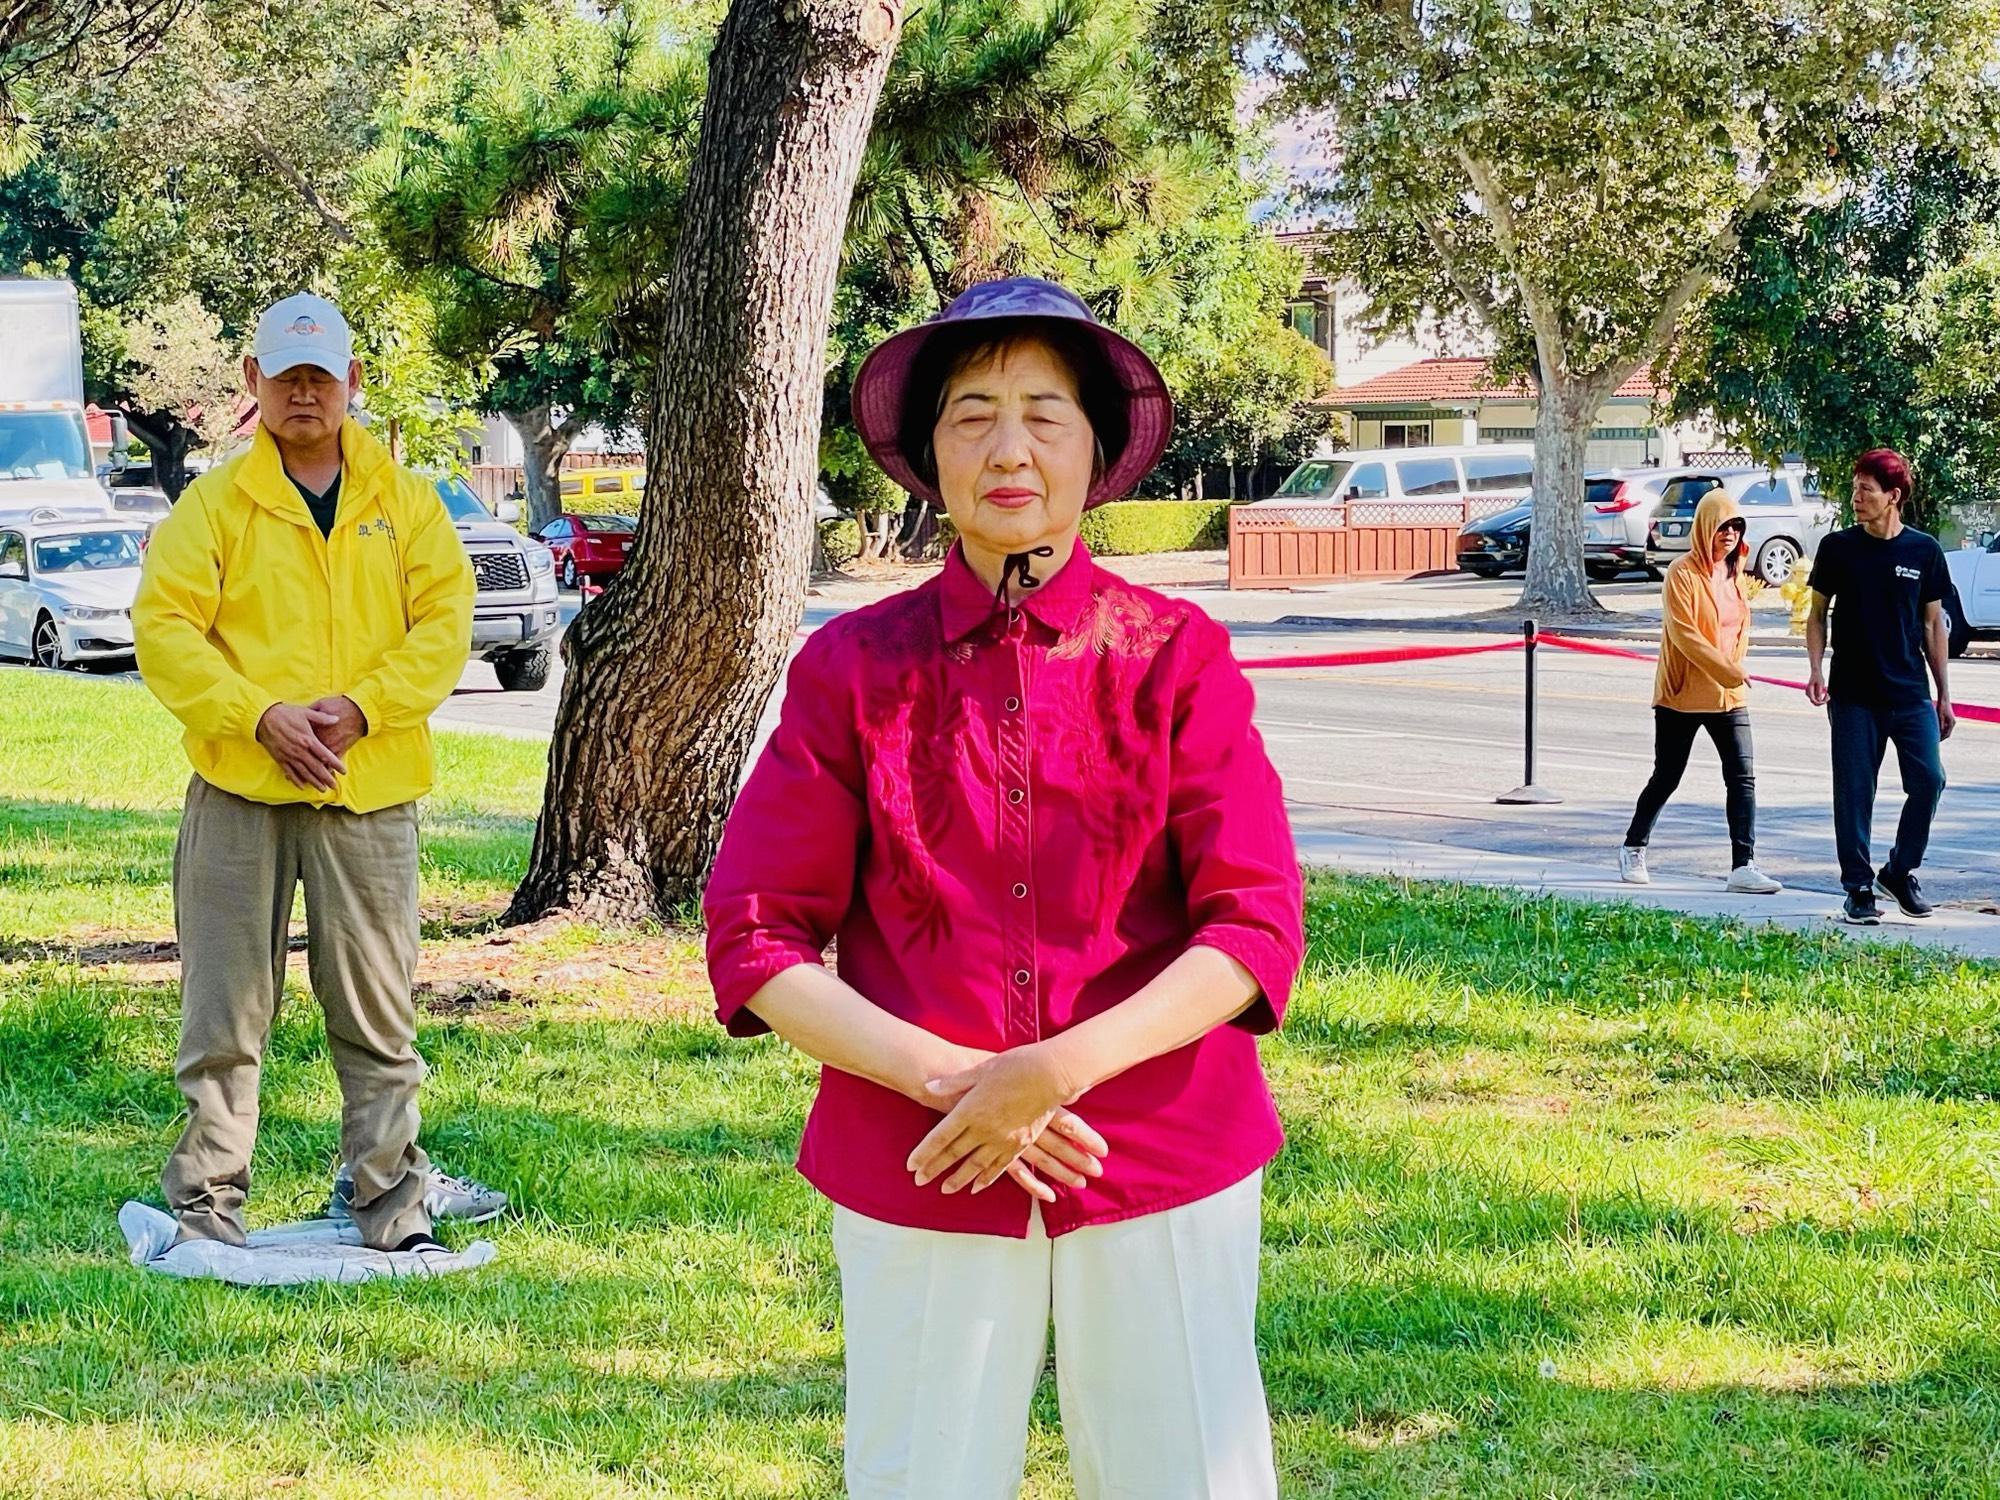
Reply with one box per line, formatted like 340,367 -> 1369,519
819,518 -> 862,568
1078,500 -> 1228,556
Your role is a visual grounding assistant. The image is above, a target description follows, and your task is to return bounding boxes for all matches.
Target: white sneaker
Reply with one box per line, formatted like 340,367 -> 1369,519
1727,863 -> 1783,895
1619,846 -> 1650,884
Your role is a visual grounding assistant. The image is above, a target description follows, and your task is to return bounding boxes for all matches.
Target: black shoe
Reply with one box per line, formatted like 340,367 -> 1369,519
1876,867 -> 1933,919
1841,889 -> 1882,926
389,1232 -> 449,1254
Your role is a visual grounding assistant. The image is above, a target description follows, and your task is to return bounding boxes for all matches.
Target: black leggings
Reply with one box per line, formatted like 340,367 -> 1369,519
1624,706 -> 1756,867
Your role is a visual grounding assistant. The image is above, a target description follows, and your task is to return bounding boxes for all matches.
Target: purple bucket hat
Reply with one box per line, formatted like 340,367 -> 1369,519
851,276 -> 1174,509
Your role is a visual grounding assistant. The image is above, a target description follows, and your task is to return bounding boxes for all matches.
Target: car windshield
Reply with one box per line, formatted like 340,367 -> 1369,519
1660,477 -> 1722,515
576,514 -> 635,532
435,476 -> 491,523
1275,459 -> 1354,498
0,411 -> 93,482
32,529 -> 145,572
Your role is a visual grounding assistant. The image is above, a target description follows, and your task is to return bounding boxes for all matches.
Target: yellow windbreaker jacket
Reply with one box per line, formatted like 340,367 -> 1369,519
134,419 -> 474,812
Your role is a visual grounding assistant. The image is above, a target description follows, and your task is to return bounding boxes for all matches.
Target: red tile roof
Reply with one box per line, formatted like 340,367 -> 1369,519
1331,357 -> 1662,406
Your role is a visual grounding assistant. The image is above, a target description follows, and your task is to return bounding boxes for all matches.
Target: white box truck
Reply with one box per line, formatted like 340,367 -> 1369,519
0,278 -> 114,520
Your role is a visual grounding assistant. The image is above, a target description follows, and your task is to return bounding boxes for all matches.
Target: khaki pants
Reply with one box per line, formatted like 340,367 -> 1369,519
163,776 -> 431,1250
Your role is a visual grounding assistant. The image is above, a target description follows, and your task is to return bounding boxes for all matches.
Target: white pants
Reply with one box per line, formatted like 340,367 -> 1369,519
831,1171 -> 1277,1500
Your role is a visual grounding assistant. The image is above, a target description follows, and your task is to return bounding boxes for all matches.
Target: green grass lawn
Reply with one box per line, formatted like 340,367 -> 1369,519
4,668 -> 2000,1496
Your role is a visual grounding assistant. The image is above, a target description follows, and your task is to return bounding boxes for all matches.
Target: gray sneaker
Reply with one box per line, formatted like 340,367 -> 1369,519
326,1164 -> 509,1225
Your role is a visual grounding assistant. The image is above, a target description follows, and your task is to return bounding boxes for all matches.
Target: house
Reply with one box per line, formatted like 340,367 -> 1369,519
1275,229 -> 1715,469
1323,356 -> 1704,470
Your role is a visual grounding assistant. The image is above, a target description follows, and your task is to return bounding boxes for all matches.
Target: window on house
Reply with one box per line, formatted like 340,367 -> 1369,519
1286,296 -> 1333,355
1382,422 -> 1432,449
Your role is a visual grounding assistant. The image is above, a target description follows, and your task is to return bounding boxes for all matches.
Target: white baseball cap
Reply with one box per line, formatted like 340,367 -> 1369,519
253,293 -> 354,378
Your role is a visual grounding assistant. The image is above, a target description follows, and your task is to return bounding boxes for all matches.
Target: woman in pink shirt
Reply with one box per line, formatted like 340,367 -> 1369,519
704,277 -> 1304,1499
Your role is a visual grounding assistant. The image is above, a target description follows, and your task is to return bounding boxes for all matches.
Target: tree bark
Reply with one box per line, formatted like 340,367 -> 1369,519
1518,376 -> 1606,617
508,0 -> 905,924
503,406 -> 574,532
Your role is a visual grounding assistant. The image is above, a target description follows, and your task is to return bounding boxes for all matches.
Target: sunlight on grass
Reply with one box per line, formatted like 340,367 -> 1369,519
4,673 -> 2000,1494
0,670 -> 548,938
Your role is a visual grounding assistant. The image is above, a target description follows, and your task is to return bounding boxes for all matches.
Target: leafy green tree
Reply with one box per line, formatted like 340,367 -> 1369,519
367,3 -> 707,527
1671,149 -> 2000,531
1265,0 -> 2000,613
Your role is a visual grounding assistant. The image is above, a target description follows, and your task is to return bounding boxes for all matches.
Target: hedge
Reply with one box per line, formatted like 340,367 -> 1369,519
1079,500 -> 1229,555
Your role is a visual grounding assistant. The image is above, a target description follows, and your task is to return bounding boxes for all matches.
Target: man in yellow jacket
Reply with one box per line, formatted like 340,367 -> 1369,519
135,293 -> 478,1253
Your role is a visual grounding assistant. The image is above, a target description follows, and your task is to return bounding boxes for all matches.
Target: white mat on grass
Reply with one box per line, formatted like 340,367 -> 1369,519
119,1202 -> 497,1286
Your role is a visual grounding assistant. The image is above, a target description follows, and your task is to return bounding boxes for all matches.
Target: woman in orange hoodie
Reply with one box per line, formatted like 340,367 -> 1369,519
1619,489 -> 1783,893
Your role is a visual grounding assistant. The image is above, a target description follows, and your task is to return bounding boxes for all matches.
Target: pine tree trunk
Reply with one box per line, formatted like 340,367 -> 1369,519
504,406 -> 573,533
508,0 -> 905,924
1518,378 -> 1605,617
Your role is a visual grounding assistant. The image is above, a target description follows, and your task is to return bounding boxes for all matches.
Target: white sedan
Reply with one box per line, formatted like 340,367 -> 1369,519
0,515 -> 146,668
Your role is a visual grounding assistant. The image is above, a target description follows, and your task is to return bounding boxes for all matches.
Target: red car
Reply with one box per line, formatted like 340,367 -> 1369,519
532,513 -> 637,589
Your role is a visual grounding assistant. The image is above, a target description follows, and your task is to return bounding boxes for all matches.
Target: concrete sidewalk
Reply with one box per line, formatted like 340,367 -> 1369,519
1293,826 -> 2000,960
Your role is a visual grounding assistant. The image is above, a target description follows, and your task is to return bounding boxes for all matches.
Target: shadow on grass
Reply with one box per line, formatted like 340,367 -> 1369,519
7,944 -> 2000,1491
0,796 -> 536,940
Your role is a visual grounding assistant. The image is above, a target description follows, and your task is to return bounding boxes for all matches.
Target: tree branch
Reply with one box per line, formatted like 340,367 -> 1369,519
1453,145 -> 1567,378
1415,211 -> 1505,335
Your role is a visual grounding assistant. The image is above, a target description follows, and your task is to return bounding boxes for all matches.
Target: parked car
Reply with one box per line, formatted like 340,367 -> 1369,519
0,511 -> 148,668
1251,443 -> 1537,509
1455,501 -> 1533,576
559,467 -> 645,510
1645,468 -> 1835,584
1943,528 -> 2000,657
1582,468 -> 1679,580
434,475 -> 562,692
533,512 -> 638,589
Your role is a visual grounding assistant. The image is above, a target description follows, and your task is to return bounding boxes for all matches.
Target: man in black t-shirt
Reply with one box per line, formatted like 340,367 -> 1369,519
1805,450 -> 1955,925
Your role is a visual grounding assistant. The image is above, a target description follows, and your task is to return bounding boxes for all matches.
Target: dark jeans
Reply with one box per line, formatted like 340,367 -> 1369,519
1625,707 -> 1756,867
1829,698 -> 1945,893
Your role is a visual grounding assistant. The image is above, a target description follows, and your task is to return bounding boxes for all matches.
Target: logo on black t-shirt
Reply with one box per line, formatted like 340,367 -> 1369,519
1894,565 -> 1921,581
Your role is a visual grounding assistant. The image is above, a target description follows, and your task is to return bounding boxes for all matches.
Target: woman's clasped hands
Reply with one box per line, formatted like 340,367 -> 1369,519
908,1044 -> 1108,1201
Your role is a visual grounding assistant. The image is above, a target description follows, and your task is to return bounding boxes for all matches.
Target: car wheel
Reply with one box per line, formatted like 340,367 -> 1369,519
559,554 -> 579,590
1586,563 -> 1620,582
493,643 -> 553,692
1755,537 -> 1801,586
1944,599 -> 1971,659
31,614 -> 66,670
1459,563 -> 1501,578
1645,566 -> 1665,582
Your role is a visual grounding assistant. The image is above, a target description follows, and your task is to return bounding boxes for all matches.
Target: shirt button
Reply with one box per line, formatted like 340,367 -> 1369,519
1012,882 -> 1028,899
1008,788 -> 1025,805
1014,969 -> 1032,986
1004,696 -> 1022,713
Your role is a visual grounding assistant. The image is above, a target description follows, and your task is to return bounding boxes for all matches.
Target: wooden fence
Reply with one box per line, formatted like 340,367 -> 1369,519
1227,497 -> 1519,589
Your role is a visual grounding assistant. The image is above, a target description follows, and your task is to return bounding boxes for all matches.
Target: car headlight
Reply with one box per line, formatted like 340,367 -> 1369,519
63,605 -> 130,622
525,547 -> 555,576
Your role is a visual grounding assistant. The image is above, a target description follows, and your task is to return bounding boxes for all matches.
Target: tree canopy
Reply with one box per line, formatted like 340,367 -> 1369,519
1264,0 -> 2000,609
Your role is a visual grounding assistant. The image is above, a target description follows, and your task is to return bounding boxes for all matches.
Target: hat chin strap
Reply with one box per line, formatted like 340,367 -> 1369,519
991,545 -> 1056,622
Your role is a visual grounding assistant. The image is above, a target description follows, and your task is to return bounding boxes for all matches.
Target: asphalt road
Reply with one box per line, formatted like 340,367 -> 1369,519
436,577 -> 2000,909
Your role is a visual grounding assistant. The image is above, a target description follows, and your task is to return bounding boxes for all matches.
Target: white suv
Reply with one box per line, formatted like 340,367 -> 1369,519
0,511 -> 147,668
1645,468 -> 1837,585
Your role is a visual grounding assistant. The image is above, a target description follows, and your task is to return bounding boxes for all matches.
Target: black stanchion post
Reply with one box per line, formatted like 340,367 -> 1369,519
1498,617 -> 1562,805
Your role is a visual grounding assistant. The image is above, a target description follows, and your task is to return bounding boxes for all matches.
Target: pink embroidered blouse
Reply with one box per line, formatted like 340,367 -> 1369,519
703,542 -> 1304,1237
